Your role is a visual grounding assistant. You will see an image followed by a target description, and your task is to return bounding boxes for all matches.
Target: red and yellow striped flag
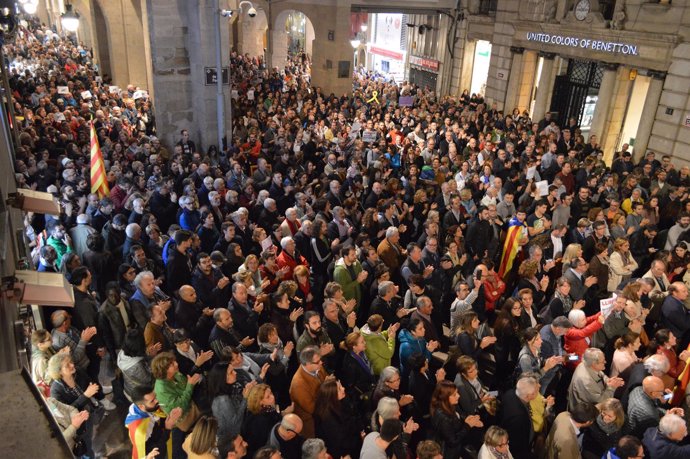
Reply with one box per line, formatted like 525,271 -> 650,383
90,122 -> 110,198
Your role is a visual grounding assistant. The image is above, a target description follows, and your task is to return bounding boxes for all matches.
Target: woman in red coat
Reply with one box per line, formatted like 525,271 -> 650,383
564,309 -> 604,369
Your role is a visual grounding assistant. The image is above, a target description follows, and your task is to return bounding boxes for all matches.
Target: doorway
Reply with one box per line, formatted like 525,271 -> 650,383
549,59 -> 604,130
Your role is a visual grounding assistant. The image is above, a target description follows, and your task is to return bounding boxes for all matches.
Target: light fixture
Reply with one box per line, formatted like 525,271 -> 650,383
361,24 -> 367,32
60,3 -> 80,32
350,39 -> 361,49
0,6 -> 17,39
21,0 -> 38,15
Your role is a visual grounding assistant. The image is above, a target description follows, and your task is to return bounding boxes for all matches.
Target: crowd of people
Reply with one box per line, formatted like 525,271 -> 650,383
11,17 -> 690,459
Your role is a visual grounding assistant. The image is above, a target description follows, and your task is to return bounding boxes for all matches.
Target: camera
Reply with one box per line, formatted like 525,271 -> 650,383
247,6 -> 257,17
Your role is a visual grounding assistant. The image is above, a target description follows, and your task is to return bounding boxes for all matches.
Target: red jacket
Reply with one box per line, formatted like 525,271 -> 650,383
276,249 -> 309,280
483,274 -> 506,312
564,312 -> 602,369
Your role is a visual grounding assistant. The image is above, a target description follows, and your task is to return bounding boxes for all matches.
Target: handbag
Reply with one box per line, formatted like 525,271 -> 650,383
72,437 -> 87,456
175,401 -> 201,432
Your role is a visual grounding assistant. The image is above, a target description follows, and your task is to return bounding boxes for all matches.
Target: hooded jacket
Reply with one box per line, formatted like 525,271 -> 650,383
361,323 -> 396,376
398,328 -> 431,375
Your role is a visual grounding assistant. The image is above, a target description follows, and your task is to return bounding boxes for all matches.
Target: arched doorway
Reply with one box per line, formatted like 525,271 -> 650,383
237,7 -> 268,58
272,9 -> 314,69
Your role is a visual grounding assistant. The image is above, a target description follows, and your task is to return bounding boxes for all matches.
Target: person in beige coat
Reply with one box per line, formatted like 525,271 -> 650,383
608,239 -> 638,292
544,404 -> 598,459
568,348 -> 625,411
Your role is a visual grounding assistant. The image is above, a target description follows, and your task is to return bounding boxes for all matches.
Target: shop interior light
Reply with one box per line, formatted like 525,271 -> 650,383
22,0 -> 38,15
350,39 -> 361,48
361,24 -> 367,32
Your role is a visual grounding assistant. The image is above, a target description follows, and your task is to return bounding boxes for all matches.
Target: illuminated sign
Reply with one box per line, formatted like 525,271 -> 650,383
409,55 -> 440,72
526,32 -> 639,56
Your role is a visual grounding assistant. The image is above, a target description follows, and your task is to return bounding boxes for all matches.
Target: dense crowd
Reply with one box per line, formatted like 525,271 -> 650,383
10,18 -> 690,459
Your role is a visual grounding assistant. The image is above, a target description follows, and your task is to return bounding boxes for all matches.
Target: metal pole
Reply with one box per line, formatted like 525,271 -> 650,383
214,0 -> 225,150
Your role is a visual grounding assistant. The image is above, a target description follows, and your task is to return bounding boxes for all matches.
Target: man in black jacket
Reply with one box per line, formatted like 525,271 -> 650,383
166,230 -> 193,295
500,376 -> 539,459
191,252 -> 230,309
175,285 -> 215,349
465,206 -> 493,265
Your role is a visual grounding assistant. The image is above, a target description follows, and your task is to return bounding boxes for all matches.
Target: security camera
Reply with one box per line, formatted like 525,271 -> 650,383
220,9 -> 233,17
247,7 -> 257,17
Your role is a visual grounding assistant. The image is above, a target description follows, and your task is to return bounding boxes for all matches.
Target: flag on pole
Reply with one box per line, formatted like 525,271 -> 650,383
90,122 -> 110,198
498,216 -> 526,278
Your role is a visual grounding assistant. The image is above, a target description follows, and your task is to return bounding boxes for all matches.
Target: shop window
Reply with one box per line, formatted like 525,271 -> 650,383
478,0 -> 498,16
599,0 -> 616,20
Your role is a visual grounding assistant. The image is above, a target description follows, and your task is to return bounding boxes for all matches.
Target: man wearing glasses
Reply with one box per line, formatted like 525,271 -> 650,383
289,346 -> 327,439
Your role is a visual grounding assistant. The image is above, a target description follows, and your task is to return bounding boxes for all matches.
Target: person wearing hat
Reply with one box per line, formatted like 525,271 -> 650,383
172,329 -> 213,377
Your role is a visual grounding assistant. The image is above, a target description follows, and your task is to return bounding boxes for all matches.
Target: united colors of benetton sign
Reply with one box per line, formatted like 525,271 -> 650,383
526,32 -> 639,56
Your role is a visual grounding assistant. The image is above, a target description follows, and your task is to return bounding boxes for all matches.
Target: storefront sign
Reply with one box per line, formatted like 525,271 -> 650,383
369,46 -> 404,61
526,32 -> 639,56
409,55 -> 439,73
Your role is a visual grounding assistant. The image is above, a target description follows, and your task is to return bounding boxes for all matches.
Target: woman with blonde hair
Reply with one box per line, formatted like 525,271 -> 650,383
238,254 -> 269,294
609,213 -> 628,240
582,398 -> 624,459
561,243 -> 583,273
31,329 -> 58,396
608,238 -> 638,292
478,425 -> 513,459
242,384 -> 283,458
182,415 -> 219,458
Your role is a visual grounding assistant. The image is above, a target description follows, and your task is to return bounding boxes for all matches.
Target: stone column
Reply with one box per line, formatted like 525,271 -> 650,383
532,52 -> 556,122
589,63 -> 619,144
633,71 -> 666,161
504,47 -> 524,113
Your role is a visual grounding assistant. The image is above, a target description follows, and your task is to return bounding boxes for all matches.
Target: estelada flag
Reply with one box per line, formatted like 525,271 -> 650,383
498,216 -> 526,277
90,122 -> 110,198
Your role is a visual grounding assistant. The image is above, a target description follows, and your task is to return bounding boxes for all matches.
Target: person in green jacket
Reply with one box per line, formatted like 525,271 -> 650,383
45,220 -> 73,267
332,246 -> 368,308
361,314 -> 400,376
151,351 -> 201,453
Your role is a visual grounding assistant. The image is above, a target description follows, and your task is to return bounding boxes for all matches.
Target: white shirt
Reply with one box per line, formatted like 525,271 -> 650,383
551,235 -> 563,259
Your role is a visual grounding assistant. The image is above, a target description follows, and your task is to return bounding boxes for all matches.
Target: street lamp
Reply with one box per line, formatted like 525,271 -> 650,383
215,0 -> 256,150
18,0 -> 38,15
60,3 -> 80,33
350,39 -> 361,49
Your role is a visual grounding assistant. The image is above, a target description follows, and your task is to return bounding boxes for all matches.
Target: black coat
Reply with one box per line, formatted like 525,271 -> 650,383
315,402 -> 363,459
499,389 -> 534,459
340,352 -> 376,401
165,249 -> 192,295
431,408 -> 471,459
242,409 -> 281,458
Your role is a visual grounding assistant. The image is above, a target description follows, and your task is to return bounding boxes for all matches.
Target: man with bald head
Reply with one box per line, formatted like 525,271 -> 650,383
267,413 -> 304,459
175,285 -> 215,349
626,375 -> 685,438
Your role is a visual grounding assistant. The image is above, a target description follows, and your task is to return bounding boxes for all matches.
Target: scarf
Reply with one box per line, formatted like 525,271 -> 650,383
596,413 -> 619,435
351,351 -> 373,375
556,290 -> 573,315
488,446 -> 510,459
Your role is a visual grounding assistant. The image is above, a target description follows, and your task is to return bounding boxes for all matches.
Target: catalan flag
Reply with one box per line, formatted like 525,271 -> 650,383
498,216 -> 527,278
90,122 -> 110,198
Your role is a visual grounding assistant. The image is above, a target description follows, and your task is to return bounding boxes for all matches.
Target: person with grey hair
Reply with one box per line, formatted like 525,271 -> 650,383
377,226 -> 405,280
290,346 -> 326,438
266,413 -> 304,456
568,347 -> 624,411
129,270 -> 172,330
643,412 -> 690,458
370,396 -> 417,459
50,310 -> 94,372
499,374 -> 540,459
259,197 -> 280,231
301,438 -> 327,459
69,213 -> 97,257
123,222 -> 142,259
370,280 -> 411,329
279,207 -> 301,238
208,307 -> 254,355
276,235 -> 309,280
